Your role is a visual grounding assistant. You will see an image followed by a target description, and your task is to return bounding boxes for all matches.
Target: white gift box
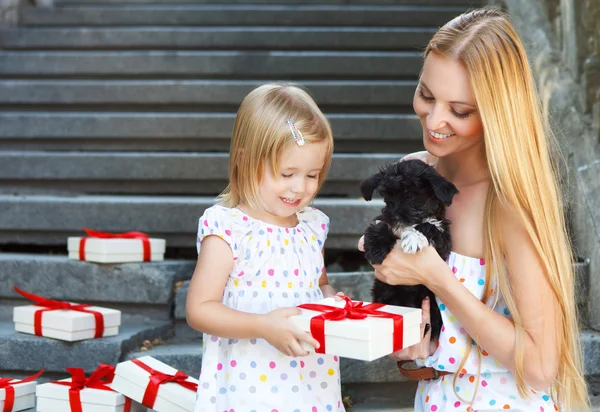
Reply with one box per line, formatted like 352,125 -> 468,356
36,379 -> 145,412
289,297 -> 422,361
0,380 -> 36,412
112,356 -> 198,412
13,304 -> 121,342
67,237 -> 166,263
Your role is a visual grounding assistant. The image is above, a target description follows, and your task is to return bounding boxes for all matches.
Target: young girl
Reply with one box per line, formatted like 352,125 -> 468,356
359,7 -> 589,412
186,83 -> 345,412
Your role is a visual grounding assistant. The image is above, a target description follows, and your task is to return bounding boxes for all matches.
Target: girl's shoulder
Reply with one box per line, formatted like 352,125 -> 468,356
297,207 -> 330,245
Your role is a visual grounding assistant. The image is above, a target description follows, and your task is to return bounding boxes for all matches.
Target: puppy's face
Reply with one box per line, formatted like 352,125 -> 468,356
361,159 -> 458,224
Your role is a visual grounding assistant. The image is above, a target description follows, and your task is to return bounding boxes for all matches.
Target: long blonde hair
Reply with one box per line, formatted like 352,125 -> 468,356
425,7 -> 588,410
219,83 -> 334,209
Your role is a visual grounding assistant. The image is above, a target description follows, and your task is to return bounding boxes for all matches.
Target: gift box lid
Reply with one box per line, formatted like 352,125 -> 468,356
36,379 -> 127,406
67,237 -> 166,255
0,380 -> 36,402
114,356 -> 198,410
293,298 -> 422,340
13,304 -> 121,332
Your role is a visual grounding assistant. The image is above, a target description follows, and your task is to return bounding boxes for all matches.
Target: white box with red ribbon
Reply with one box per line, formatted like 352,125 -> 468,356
289,297 -> 422,361
0,370 -> 43,412
13,287 -> 121,342
35,365 -> 145,412
67,228 -> 165,264
111,356 -> 198,412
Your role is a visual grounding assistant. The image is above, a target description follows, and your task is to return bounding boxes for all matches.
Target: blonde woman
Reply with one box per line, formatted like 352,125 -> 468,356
359,7 -> 589,412
186,83 -> 345,411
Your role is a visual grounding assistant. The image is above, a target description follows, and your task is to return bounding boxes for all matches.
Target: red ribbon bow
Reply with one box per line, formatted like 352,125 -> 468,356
131,359 -> 198,408
52,364 -> 130,412
14,287 -> 105,339
298,296 -> 404,354
0,369 -> 44,412
79,228 -> 152,261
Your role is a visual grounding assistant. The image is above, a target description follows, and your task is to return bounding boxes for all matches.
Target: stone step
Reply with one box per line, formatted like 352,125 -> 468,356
0,51 -> 421,79
2,27 -> 436,51
0,112 -> 422,153
0,253 -> 195,321
0,79 -> 417,108
0,152 -> 399,197
54,0 -> 482,5
124,341 -> 405,385
21,5 -> 469,27
0,318 -> 173,374
0,195 -> 383,249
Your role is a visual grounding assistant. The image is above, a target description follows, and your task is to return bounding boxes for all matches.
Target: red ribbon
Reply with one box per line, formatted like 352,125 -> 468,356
0,369 -> 44,412
298,296 -> 404,354
14,287 -> 105,339
131,359 -> 198,408
79,228 -> 151,262
52,364 -> 130,412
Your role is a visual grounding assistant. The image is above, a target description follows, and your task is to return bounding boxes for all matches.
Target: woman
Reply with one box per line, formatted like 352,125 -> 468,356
359,7 -> 589,411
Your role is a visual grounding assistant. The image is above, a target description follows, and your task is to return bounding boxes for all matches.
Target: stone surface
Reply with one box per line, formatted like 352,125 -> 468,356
0,195 -> 383,249
2,27 -> 436,51
53,0 -> 482,4
501,0 -> 600,329
0,79 -> 418,107
0,152 -> 400,197
583,330 -> 600,376
21,5 -> 469,27
0,253 -> 194,305
0,51 -> 422,77
0,319 -> 172,373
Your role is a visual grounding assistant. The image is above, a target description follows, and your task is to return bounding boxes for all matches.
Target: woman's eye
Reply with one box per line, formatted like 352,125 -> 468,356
452,109 -> 470,119
281,174 -> 292,178
419,90 -> 434,101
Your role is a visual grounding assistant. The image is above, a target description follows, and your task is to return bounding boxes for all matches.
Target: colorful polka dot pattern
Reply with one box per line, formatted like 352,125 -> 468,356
413,252 -> 558,411
194,206 -> 344,411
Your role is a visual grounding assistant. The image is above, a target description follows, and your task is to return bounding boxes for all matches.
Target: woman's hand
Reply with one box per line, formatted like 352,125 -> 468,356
358,236 -> 444,288
388,296 -> 437,361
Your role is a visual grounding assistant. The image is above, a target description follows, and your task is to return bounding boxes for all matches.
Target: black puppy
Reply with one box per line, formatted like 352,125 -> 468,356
361,159 -> 458,341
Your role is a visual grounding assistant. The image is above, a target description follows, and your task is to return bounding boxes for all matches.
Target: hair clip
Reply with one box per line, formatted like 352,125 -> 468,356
286,119 -> 306,146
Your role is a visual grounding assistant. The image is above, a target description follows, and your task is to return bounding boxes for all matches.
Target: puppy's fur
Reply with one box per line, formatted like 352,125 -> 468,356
361,159 -> 458,341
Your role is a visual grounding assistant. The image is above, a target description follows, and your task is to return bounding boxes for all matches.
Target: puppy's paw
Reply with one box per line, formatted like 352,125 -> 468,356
399,227 -> 429,254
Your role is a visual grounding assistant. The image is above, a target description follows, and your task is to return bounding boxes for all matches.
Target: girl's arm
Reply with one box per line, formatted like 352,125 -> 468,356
186,235 -> 320,356
422,205 -> 559,389
318,248 -> 337,298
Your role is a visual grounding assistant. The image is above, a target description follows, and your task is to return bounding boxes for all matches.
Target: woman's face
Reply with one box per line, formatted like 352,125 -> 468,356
413,52 -> 484,159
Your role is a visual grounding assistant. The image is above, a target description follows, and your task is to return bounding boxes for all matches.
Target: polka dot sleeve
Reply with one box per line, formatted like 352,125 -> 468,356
298,207 -> 330,248
196,205 -> 238,260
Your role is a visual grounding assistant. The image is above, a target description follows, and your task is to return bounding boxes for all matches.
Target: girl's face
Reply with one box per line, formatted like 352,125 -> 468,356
256,140 -> 328,227
413,52 -> 484,159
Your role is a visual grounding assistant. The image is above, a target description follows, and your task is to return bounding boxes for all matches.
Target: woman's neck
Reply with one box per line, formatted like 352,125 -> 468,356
435,148 -> 490,187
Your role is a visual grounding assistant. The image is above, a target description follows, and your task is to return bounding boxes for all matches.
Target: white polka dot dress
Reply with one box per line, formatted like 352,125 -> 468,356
194,205 -> 345,412
414,252 -> 558,411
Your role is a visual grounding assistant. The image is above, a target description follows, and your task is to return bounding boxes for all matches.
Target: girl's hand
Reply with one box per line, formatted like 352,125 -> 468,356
388,296 -> 437,361
258,307 -> 321,357
321,284 -> 345,301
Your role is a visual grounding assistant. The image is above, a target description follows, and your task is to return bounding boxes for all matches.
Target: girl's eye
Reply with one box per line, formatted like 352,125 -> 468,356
281,174 -> 292,178
308,175 -> 318,179
418,90 -> 434,101
451,109 -> 470,119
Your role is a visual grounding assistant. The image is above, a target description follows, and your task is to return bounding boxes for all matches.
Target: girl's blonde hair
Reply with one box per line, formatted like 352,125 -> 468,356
218,83 -> 334,209
425,7 -> 588,410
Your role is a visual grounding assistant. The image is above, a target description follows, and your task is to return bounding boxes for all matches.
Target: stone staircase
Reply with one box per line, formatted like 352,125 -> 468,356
0,0 -> 598,410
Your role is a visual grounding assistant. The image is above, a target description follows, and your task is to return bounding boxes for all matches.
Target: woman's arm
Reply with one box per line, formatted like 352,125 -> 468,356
400,150 -> 438,165
423,205 -> 559,389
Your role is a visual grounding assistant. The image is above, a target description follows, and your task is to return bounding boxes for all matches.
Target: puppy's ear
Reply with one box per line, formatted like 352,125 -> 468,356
360,172 -> 382,201
424,170 -> 459,206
